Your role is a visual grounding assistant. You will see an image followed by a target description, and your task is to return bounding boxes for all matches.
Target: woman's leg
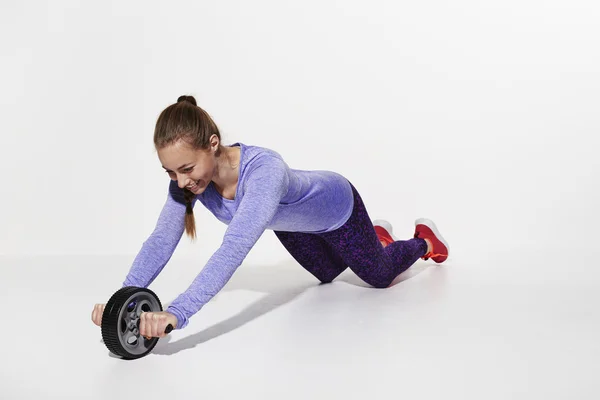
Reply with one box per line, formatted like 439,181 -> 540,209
320,182 -> 428,288
274,230 -> 348,284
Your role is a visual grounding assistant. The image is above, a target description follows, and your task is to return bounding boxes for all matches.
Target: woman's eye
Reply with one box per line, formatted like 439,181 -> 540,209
183,167 -> 193,172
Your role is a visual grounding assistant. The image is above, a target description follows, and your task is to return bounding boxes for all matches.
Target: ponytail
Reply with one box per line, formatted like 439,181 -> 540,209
183,188 -> 196,239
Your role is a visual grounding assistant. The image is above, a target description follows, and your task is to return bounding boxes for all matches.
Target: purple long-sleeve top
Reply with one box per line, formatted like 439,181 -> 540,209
122,142 -> 354,329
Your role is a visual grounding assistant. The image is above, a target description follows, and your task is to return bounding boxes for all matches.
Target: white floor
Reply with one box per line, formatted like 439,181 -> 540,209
1,244 -> 598,400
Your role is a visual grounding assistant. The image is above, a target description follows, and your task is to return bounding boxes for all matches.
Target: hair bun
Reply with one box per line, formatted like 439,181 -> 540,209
177,95 -> 197,106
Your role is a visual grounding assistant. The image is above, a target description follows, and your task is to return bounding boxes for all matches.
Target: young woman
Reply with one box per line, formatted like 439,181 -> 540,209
91,95 -> 449,338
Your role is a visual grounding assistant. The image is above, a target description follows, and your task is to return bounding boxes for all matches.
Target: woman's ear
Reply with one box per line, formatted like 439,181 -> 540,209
209,134 -> 220,152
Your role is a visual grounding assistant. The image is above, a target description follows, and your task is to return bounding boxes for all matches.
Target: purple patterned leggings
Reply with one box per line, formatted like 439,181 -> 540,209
274,182 -> 428,288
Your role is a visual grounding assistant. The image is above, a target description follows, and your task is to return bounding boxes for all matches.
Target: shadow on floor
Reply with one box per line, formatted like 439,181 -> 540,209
146,259 -> 433,356
101,259 -> 436,357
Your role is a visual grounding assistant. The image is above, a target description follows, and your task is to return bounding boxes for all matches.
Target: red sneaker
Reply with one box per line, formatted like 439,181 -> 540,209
413,218 -> 449,263
372,219 -> 397,248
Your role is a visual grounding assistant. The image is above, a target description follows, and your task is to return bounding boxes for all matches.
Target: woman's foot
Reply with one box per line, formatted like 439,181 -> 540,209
372,219 -> 397,248
414,218 -> 449,263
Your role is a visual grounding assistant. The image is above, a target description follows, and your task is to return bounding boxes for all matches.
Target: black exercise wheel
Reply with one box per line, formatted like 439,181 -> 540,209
101,286 -> 173,360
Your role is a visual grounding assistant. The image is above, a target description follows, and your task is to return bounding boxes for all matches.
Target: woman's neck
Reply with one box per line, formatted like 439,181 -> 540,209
212,145 -> 240,198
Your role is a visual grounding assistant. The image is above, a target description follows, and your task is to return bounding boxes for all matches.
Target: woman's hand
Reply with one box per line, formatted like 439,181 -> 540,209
140,311 -> 178,339
92,303 -> 106,326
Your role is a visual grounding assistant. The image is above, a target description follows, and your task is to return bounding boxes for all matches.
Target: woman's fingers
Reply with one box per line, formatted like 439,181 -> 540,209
92,304 -> 105,326
140,311 -> 153,339
139,312 -> 175,339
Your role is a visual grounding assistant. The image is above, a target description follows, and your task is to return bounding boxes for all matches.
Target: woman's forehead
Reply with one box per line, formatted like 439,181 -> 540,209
158,142 -> 205,169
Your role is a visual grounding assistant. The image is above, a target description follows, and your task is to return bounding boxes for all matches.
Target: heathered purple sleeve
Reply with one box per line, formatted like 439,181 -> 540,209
166,156 -> 289,329
122,181 -> 189,289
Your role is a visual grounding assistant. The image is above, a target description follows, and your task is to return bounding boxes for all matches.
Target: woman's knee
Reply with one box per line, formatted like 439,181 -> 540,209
311,268 -> 345,284
369,278 -> 393,289
355,271 -> 394,288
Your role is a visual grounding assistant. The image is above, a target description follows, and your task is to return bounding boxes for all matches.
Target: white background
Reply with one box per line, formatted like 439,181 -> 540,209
2,0 -> 598,259
1,1 -> 599,399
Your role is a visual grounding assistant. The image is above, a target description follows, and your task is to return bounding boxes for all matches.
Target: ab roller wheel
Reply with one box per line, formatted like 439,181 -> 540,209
101,286 -> 173,359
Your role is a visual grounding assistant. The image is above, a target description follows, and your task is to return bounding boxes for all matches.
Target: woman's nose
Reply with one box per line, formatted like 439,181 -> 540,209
177,175 -> 188,189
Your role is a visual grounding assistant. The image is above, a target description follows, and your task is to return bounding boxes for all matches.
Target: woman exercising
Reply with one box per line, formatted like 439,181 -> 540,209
91,95 -> 449,338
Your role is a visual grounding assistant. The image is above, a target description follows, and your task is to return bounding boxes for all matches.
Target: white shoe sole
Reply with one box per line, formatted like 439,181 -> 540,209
372,219 -> 398,241
415,218 -> 449,253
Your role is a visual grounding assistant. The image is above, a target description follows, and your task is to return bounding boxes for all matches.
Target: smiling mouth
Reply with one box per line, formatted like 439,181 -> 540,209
187,180 -> 201,191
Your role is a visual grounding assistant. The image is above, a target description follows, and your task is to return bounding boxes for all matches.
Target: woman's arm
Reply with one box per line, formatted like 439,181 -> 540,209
121,180 -> 190,288
166,155 -> 289,329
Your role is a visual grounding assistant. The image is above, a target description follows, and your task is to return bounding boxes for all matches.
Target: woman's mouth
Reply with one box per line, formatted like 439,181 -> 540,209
187,180 -> 202,191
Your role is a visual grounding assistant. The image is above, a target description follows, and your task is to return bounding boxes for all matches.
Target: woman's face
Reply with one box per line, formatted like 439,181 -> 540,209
157,138 -> 218,195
